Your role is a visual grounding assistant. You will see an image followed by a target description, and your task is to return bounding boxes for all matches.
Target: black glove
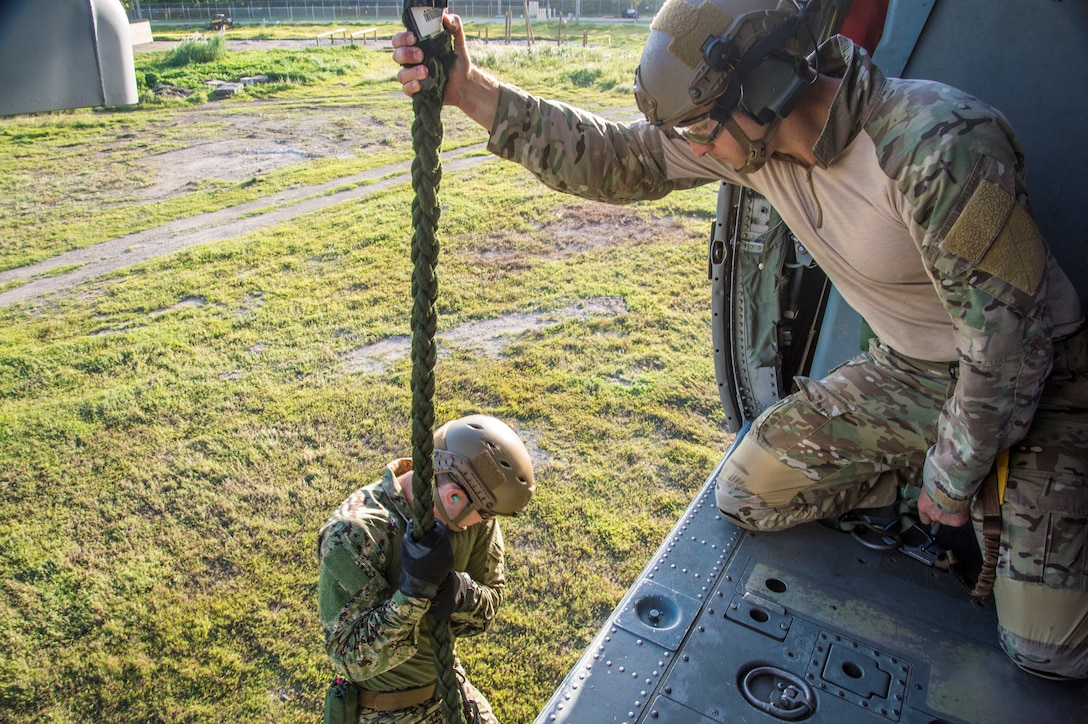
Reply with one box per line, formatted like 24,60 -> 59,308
428,571 -> 474,620
399,520 -> 453,599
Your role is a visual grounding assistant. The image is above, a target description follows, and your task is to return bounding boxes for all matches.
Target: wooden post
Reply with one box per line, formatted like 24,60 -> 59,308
523,0 -> 533,46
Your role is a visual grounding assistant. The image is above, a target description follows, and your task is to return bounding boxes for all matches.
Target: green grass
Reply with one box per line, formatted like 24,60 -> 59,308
0,44 -> 406,273
0,24 -> 734,723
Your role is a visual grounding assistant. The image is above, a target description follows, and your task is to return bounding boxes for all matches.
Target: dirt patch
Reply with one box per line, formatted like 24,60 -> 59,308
340,297 -> 629,374
137,108 -> 387,200
144,139 -> 309,198
152,140 -> 318,197
479,203 -> 683,258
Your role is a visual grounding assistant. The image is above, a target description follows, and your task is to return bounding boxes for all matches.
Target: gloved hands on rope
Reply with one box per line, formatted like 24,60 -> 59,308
428,570 -> 475,620
399,520 -> 476,619
400,519 -> 454,599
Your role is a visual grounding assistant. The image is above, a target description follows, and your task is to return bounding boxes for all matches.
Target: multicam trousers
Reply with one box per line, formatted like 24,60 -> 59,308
715,328 -> 1088,679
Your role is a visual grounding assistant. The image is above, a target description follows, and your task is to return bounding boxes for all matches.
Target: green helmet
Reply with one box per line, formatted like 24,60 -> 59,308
634,0 -> 823,131
433,415 -> 535,518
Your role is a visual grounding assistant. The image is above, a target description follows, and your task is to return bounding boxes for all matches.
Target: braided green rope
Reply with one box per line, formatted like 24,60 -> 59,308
400,14 -> 466,724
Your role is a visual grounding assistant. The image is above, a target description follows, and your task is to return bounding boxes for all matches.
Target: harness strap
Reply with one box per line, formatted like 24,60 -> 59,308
723,114 -> 784,174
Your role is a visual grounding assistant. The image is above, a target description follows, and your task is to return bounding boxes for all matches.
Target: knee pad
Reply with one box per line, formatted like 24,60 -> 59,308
1000,628 -> 1088,681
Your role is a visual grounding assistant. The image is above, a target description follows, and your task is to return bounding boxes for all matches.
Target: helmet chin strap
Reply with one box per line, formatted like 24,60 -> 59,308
434,491 -> 475,533
724,114 -> 784,174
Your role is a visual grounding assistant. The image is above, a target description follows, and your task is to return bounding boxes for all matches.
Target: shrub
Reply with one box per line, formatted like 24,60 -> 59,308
165,34 -> 227,67
569,67 -> 602,88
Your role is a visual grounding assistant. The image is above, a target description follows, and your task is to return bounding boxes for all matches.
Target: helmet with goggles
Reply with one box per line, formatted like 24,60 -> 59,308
432,415 -> 535,525
634,0 -> 828,171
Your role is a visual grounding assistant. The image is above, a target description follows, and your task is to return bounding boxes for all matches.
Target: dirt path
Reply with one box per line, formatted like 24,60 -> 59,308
2,75 -> 640,309
0,144 -> 492,308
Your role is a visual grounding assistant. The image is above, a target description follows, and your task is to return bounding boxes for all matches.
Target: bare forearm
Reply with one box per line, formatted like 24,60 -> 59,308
453,66 -> 500,132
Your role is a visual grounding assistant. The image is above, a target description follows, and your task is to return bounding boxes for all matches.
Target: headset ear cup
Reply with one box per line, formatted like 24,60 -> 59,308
738,54 -> 812,125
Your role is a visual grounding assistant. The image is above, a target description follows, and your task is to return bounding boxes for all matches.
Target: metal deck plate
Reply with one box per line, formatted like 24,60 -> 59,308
536,470 -> 1088,723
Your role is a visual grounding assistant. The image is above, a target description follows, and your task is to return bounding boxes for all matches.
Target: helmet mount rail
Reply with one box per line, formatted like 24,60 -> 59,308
697,1 -> 821,126
433,449 -> 497,515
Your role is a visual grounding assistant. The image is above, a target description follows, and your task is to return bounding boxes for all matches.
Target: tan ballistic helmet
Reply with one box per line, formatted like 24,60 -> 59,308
433,415 -> 535,517
634,0 -> 821,130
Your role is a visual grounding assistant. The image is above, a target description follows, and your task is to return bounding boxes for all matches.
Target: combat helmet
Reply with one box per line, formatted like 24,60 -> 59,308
432,415 -> 535,528
634,0 -> 826,171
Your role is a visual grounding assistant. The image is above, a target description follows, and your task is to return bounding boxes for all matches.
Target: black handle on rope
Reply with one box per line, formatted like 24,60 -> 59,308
401,4 -> 463,723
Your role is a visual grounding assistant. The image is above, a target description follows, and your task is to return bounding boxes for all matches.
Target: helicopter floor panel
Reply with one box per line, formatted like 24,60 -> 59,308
535,459 -> 1088,724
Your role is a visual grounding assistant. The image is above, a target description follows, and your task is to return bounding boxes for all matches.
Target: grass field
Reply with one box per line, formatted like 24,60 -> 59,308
0,23 -> 733,722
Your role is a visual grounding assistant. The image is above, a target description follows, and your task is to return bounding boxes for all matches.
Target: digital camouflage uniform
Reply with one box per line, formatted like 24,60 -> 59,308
317,459 -> 504,722
484,37 -> 1087,677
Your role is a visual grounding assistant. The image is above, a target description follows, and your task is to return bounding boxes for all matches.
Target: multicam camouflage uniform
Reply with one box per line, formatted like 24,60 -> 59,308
317,459 -> 504,722
485,37 -> 1087,677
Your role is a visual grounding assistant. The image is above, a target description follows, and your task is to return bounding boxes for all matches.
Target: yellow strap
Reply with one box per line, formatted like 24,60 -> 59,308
997,448 -> 1009,505
971,463 -> 1003,598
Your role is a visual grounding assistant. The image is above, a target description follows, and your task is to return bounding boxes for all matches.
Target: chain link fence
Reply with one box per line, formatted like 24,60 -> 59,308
129,1 -> 658,24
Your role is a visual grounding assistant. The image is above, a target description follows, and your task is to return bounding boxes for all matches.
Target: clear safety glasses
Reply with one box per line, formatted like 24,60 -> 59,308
676,118 -> 726,146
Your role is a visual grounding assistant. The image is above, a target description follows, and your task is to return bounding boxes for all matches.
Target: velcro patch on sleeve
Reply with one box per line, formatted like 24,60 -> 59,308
942,179 -> 1045,294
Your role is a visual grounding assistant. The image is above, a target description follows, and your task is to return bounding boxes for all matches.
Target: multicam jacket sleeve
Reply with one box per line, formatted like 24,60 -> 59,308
487,83 -> 711,202
867,79 -> 1055,513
